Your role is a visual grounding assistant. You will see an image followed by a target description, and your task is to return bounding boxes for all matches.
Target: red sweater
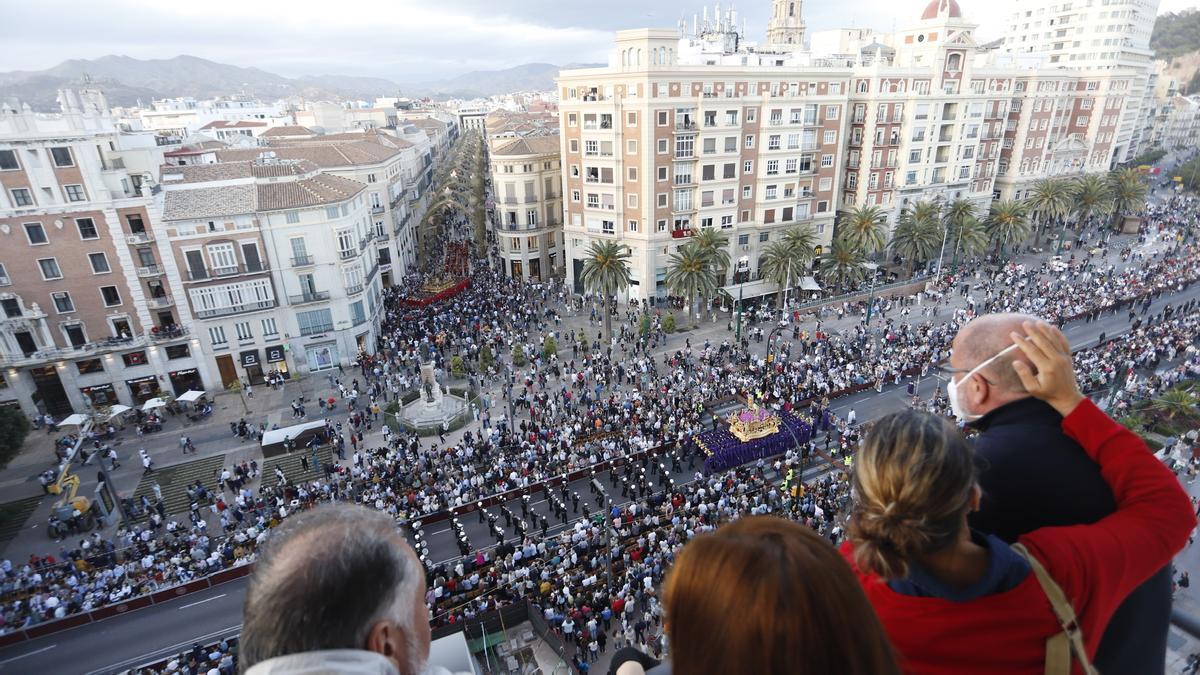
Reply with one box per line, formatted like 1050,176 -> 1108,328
842,399 -> 1195,674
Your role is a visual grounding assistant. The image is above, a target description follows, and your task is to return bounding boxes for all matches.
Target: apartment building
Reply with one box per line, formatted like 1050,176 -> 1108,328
488,134 -> 563,281
999,0 -> 1160,162
160,158 -> 383,385
0,89 -> 208,416
839,2 -> 1128,210
557,23 -> 851,301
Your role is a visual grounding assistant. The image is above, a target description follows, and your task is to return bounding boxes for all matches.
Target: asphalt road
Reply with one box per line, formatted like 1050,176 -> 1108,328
2,274 -> 1195,674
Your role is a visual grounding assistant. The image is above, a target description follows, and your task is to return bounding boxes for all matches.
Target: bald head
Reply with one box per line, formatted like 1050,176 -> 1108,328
950,313 -> 1047,417
240,504 -> 429,674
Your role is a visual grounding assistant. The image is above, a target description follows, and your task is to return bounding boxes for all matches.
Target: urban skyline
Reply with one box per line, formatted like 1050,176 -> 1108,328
1,0 -> 1196,81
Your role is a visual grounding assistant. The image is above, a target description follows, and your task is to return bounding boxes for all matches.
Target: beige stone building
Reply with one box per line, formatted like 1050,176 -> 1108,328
488,134 -> 563,281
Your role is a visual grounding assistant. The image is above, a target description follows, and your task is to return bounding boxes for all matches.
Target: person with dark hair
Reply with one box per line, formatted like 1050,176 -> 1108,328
610,516 -> 899,675
844,320 -> 1195,674
952,312 -> 1175,674
239,503 -> 465,675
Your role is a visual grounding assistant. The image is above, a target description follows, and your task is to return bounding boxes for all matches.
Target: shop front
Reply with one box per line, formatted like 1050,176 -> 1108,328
240,350 -> 264,384
305,342 -> 339,372
168,368 -> 201,396
125,375 -> 161,403
265,345 -> 290,379
80,383 -> 118,407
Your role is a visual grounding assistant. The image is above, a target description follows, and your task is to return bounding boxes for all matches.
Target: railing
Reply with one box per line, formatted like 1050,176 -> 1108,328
338,249 -> 356,260
146,296 -> 174,309
148,325 -> 188,342
127,231 -> 153,244
674,121 -> 697,131
371,205 -> 385,214
187,264 -> 267,281
345,283 -> 364,295
193,300 -> 277,319
365,262 -> 380,283
671,228 -> 693,239
299,323 -> 334,336
291,255 -> 315,266
0,334 -> 148,367
100,157 -> 126,171
288,291 -> 330,305
135,264 -> 162,278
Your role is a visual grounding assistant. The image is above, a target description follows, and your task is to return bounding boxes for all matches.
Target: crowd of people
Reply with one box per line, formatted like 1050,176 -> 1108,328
1,186 -> 1197,675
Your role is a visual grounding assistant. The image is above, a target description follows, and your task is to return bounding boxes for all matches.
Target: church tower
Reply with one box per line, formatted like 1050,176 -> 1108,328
766,0 -> 806,51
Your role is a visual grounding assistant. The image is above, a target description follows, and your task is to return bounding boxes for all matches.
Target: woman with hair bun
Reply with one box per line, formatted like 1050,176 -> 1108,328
842,320 -> 1195,674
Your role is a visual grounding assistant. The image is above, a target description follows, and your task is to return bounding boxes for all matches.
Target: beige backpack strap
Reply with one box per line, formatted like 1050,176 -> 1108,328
1011,543 -> 1100,675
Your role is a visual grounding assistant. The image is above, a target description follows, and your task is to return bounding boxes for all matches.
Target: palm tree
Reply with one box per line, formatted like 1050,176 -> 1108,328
1063,174 -> 1112,250
890,203 -> 943,276
580,240 -> 632,341
1149,388 -> 1198,422
690,228 -> 731,285
946,214 -> 990,266
838,205 -> 889,256
781,223 -> 820,261
1107,168 -> 1148,236
1025,177 -> 1073,246
664,242 -> 719,327
818,237 -> 868,290
985,200 -> 1031,260
759,241 -> 806,308
942,199 -> 980,268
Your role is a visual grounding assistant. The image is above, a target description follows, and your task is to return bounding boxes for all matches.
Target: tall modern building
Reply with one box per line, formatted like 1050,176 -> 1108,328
999,0 -> 1161,162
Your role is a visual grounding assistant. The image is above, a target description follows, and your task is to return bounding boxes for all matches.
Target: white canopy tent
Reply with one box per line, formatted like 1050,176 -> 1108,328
58,413 -> 90,427
176,390 -> 206,403
106,405 -> 132,420
261,421 -> 326,448
141,397 -> 167,412
799,276 -> 822,291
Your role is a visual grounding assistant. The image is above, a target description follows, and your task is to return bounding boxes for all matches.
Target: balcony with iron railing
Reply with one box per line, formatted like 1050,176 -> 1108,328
288,291 -> 331,305
186,263 -> 269,281
673,121 -> 697,132
291,255 -> 315,267
136,264 -> 163,278
345,283 -> 364,295
371,204 -> 385,214
0,334 -> 149,367
127,231 -> 153,244
194,299 -> 278,319
146,295 -> 174,309
149,324 -> 189,343
671,228 -> 694,239
338,249 -> 357,261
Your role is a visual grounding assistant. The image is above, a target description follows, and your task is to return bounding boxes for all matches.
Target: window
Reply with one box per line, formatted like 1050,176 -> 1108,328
286,210 -> 300,224
51,292 -> 74,313
64,185 -> 85,202
121,351 -> 147,367
38,258 -> 62,280
235,321 -> 253,341
297,308 -> 334,335
744,160 -> 753,174
23,222 -> 47,244
821,154 -> 833,167
823,130 -> 836,145
657,139 -> 668,154
77,358 -> 104,374
0,150 -> 18,170
10,188 -> 33,206
737,234 -> 749,245
745,135 -> 754,149
100,286 -> 121,306
209,326 -> 228,346
89,252 -> 111,274
825,106 -> 839,120
50,147 -> 74,167
657,110 -> 668,126
628,219 -> 639,232
628,167 -> 638,181
262,317 -> 279,336
75,217 -> 98,239
165,344 -> 190,359
759,232 -> 769,243
325,206 -> 340,219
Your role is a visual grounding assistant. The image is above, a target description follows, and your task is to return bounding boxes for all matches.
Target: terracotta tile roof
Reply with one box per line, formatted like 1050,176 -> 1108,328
256,173 -> 364,212
161,162 -> 252,184
260,125 -> 315,137
216,141 -> 399,168
162,184 -> 257,221
199,120 -> 267,130
490,134 -> 560,156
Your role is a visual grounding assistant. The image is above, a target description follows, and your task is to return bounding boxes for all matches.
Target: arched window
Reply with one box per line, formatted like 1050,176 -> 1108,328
636,49 -> 642,66
946,53 -> 962,72
789,2 -> 795,17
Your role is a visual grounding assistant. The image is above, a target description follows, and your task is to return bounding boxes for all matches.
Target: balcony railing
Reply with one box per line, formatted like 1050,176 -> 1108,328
186,264 -> 268,281
671,228 -> 693,239
371,205 -> 385,214
146,296 -> 174,309
0,334 -> 148,367
148,325 -> 189,342
194,300 -> 277,319
674,121 -> 697,131
365,261 -> 380,283
345,283 -> 364,295
299,323 -> 334,336
288,291 -> 330,305
127,231 -> 153,244
291,255 -> 315,267
136,264 -> 163,278
338,249 -> 357,261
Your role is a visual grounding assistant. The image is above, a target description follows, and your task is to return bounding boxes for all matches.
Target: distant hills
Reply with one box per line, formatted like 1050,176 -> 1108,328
1151,9 -> 1200,95
0,55 -> 600,110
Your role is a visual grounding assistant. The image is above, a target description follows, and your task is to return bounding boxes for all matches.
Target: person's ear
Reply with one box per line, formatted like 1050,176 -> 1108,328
367,620 -> 411,673
969,483 -> 983,512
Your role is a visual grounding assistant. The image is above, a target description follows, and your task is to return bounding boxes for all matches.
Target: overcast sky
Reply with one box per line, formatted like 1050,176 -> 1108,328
1,0 -> 1197,82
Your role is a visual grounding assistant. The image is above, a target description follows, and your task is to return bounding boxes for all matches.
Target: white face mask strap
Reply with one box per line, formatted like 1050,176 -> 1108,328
964,342 -> 1021,381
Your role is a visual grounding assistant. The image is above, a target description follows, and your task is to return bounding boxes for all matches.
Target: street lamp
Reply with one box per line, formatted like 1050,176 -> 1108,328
863,262 -> 880,324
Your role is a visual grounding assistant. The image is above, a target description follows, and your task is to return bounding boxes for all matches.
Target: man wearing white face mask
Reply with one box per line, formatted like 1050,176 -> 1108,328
948,313 -> 1172,675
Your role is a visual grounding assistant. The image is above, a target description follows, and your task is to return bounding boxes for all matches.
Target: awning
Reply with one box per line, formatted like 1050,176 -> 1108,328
58,413 -> 90,427
176,390 -> 206,403
261,420 -> 327,447
106,405 -> 132,419
721,279 -> 781,300
800,276 -> 822,291
141,397 -> 167,412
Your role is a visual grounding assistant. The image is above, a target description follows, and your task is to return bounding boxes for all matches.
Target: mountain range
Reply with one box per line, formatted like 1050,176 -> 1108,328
0,55 -> 597,110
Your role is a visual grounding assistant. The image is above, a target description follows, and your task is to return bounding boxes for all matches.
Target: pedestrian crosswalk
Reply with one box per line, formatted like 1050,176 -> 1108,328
129,454 -> 226,521
260,446 -> 335,486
